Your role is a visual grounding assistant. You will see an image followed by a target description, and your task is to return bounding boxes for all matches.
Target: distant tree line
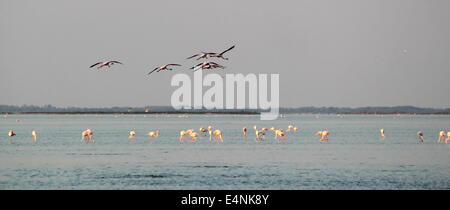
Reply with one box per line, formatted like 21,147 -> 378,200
280,106 -> 450,114
0,105 -> 259,114
0,105 -> 449,114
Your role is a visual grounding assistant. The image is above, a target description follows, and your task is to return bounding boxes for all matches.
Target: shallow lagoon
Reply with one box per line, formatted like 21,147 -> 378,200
0,114 -> 449,189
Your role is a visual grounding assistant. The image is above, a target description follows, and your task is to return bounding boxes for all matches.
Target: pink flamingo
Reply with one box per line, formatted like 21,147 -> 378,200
148,64 -> 182,75
90,61 -> 123,69
187,45 -> 235,60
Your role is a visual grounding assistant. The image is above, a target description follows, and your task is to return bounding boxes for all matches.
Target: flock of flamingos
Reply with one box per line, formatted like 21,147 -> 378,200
122,125 -> 304,144
6,124 -> 315,144
88,45 -> 235,74
7,125 -> 450,144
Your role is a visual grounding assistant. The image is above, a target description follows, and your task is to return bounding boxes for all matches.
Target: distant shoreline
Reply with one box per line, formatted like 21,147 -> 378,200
1,112 -> 449,115
1,111 -> 261,115
1,105 -> 450,115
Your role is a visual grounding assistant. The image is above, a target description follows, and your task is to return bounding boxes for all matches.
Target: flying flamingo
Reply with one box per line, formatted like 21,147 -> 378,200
190,62 -> 225,71
186,52 -> 208,60
187,45 -> 235,60
90,61 -> 123,69
208,45 -> 235,60
148,64 -> 181,75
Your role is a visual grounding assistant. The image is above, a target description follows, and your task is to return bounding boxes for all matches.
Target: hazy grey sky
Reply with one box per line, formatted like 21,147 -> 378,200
1,0 -> 449,108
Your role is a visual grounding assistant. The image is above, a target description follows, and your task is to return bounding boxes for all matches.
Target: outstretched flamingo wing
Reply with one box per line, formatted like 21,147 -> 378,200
109,61 -> 123,65
219,45 -> 235,55
167,64 -> 181,67
209,62 -> 225,69
148,68 -> 159,75
190,62 -> 203,69
186,54 -> 201,59
89,62 -> 102,68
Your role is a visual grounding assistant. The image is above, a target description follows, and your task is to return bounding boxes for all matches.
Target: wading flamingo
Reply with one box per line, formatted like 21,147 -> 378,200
287,125 -> 294,132
253,126 -> 265,142
321,130 -> 330,142
286,125 -> 298,132
31,130 -> 37,142
242,127 -> 247,139
417,131 -> 424,142
90,61 -> 123,69
8,129 -> 15,144
129,131 -> 136,141
438,131 -> 446,143
316,131 -> 329,142
148,64 -> 181,75
187,45 -> 235,60
8,130 -> 15,137
213,130 -> 223,142
380,129 -> 385,140
199,127 -> 208,136
255,130 -> 265,142
147,131 -> 160,143
208,126 -> 213,141
445,131 -> 450,144
81,129 -> 94,143
274,129 -> 286,142
179,130 -> 187,142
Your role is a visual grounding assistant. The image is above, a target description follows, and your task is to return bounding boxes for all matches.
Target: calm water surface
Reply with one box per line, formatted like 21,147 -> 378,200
0,114 -> 449,189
